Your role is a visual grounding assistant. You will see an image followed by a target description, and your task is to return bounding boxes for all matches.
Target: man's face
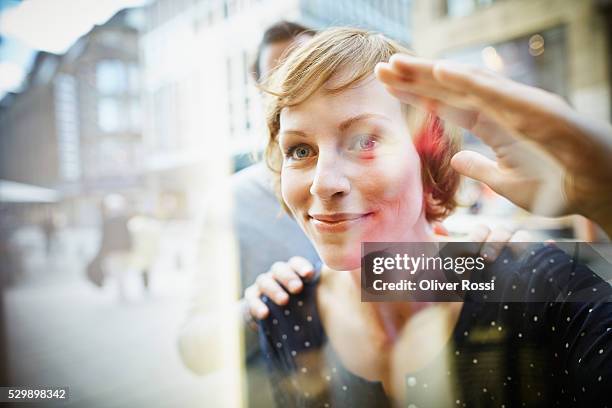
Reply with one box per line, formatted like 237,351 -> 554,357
259,34 -> 312,80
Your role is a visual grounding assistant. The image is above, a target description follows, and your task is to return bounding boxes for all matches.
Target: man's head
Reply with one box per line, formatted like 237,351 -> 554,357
251,21 -> 314,83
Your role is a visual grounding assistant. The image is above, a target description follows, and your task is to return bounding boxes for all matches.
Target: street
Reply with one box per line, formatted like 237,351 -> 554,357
3,226 -> 230,407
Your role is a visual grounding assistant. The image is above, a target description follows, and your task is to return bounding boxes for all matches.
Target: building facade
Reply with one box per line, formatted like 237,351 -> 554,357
411,0 -> 611,121
299,0 -> 413,44
140,0 -> 301,217
0,9 -> 144,225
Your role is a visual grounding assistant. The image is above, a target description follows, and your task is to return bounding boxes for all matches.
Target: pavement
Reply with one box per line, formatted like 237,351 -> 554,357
3,226 -> 237,407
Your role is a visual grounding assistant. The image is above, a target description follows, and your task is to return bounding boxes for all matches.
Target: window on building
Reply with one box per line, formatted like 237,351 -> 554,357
445,0 -> 498,18
96,60 -> 127,95
128,63 -> 140,95
98,97 -> 121,133
129,99 -> 142,133
441,26 -> 567,153
299,0 -> 412,45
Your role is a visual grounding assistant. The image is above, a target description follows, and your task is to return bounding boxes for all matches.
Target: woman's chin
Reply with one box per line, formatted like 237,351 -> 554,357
319,250 -> 361,272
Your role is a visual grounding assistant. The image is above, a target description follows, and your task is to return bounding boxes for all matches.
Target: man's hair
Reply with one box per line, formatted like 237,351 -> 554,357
251,21 -> 313,83
263,27 -> 461,222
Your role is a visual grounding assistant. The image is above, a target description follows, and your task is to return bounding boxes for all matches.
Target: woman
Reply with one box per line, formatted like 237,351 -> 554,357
255,27 -> 612,407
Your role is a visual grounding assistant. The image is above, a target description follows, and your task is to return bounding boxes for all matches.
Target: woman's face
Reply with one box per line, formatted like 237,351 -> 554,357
278,74 -> 430,271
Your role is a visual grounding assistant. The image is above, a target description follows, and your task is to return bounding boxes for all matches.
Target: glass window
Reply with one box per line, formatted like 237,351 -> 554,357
96,60 -> 127,95
128,63 -> 140,95
129,100 -> 142,132
98,97 -> 120,133
446,0 -> 498,17
446,0 -> 476,17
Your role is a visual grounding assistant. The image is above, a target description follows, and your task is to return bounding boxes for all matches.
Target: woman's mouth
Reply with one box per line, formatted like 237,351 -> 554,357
308,212 -> 374,233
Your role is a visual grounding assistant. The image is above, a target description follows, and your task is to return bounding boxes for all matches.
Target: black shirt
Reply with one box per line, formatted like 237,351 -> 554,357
258,245 -> 612,407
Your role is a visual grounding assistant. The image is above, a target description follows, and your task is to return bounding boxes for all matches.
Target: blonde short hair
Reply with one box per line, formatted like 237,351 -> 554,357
263,27 -> 461,222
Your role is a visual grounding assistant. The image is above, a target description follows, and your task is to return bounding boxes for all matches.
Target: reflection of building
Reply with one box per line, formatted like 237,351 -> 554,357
300,0 -> 413,44
0,9 -> 143,224
0,52 -> 63,187
141,0 -> 300,217
0,9 -> 143,191
77,11 -> 143,192
412,0 -> 610,121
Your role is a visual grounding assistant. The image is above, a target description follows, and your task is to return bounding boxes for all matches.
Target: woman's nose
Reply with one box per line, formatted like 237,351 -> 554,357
309,153 -> 351,200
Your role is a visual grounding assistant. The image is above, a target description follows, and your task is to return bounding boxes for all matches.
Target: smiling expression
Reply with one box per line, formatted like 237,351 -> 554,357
278,74 -> 431,271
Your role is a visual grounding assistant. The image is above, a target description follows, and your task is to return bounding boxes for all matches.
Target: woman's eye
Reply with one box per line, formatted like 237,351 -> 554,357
351,134 -> 378,151
288,145 -> 314,160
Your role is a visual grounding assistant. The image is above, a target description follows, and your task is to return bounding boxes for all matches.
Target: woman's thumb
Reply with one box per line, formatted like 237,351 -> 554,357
451,150 -> 501,189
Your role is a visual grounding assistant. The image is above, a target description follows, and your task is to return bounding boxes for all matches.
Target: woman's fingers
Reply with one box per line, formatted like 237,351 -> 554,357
509,230 -> 534,243
378,58 -> 518,148
507,229 -> 535,259
376,60 -> 469,110
244,284 -> 268,320
256,271 -> 289,305
432,61 -> 517,105
467,224 -> 491,243
388,53 -> 436,80
387,54 -> 533,117
481,227 -> 514,262
271,260 -> 303,294
244,257 -> 315,321
432,60 -> 562,122
389,56 -> 589,165
287,256 -> 315,281
451,150 -> 503,189
382,85 -> 481,130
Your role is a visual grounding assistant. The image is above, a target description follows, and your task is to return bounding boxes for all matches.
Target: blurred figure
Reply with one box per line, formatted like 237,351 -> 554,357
234,21 -> 319,293
40,209 -> 66,258
178,21 -> 318,407
127,213 -> 162,293
230,21 -> 320,364
87,194 -> 133,302
87,195 -> 162,302
40,212 -> 57,257
0,210 -> 24,286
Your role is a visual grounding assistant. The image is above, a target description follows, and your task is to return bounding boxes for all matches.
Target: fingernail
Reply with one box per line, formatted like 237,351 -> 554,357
389,54 -> 409,65
277,292 -> 288,303
257,306 -> 267,319
374,62 -> 387,72
289,280 -> 302,292
300,266 -> 313,276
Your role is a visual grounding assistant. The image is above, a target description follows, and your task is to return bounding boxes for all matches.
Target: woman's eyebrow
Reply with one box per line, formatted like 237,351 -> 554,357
279,113 -> 390,139
278,130 -> 308,138
338,113 -> 390,132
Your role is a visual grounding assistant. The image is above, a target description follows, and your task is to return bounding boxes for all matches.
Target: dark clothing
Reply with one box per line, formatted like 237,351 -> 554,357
231,162 -> 319,408
258,245 -> 612,407
232,163 -> 319,296
99,215 -> 132,253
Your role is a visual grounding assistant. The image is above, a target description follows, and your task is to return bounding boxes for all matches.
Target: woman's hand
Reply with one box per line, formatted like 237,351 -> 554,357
244,256 -> 315,320
243,224 -> 531,324
466,224 -> 533,261
375,55 -> 612,236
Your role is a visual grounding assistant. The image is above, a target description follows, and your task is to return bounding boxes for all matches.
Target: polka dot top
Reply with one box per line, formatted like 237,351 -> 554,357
258,245 -> 612,407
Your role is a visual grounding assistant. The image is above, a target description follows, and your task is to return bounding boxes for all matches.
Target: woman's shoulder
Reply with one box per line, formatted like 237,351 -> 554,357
476,242 -> 612,303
